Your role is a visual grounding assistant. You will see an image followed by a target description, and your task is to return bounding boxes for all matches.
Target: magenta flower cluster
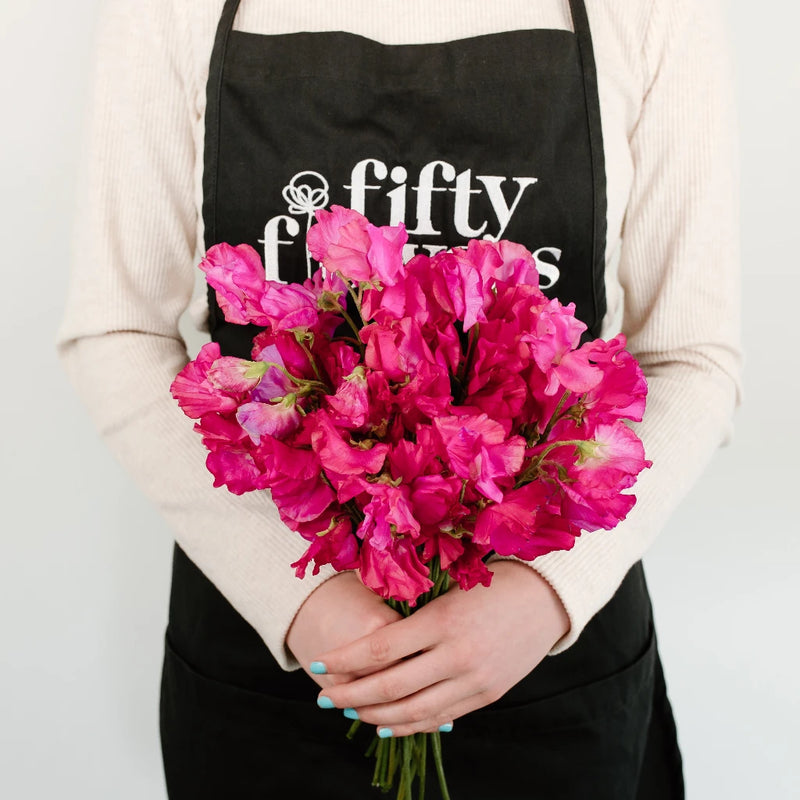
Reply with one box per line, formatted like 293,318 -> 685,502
171,206 -> 651,605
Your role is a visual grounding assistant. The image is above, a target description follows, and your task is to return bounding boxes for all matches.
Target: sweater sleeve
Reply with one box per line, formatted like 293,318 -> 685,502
56,0 -> 337,671
495,0 -> 742,654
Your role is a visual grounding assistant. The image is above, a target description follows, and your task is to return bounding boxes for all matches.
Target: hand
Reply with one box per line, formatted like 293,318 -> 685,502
311,561 -> 570,736
286,571 -> 402,690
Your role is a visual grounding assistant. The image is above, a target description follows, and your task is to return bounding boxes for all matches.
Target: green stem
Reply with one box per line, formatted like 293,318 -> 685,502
537,389 -> 573,444
259,361 -> 329,394
297,338 -> 330,390
431,732 -> 452,800
401,737 -> 413,800
418,734 -> 427,800
514,439 -> 588,489
346,719 -> 361,740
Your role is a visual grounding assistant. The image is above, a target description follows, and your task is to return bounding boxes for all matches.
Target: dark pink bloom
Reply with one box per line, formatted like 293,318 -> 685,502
366,223 -> 408,287
307,205 -> 372,282
194,412 -> 250,452
429,251 -> 487,331
540,421 -> 651,531
308,410 -> 389,480
170,342 -> 240,419
447,540 -> 494,591
325,366 -> 370,429
259,283 -> 320,332
433,412 -> 526,503
386,438 -> 438,485
409,475 -> 468,528
251,331 -> 316,384
358,483 -> 421,547
291,514 -> 361,578
362,317 -> 438,384
364,254 -> 447,328
521,299 -> 601,395
421,532 -> 466,572
360,533 -> 433,604
200,243 -> 271,326
473,482 -> 578,560
580,335 -> 648,423
205,448 -> 264,495
258,438 -> 336,524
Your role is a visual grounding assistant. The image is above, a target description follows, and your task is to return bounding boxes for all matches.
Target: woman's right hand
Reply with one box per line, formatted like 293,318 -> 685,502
286,571 -> 402,690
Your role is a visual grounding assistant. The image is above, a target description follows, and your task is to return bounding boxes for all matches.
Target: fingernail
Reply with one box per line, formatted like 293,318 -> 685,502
317,696 -> 336,710
343,708 -> 359,720
310,661 -> 327,675
438,722 -> 454,733
377,727 -> 394,739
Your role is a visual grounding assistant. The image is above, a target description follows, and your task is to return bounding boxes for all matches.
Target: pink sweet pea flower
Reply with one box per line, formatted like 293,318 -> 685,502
308,409 -> 389,481
433,412 -> 526,503
207,357 -> 268,394
386,438 -> 438,485
251,331 -> 316,384
291,513 -> 361,578
462,239 -> 540,288
358,483 -> 421,547
205,448 -> 265,495
362,317 -> 438,384
259,283 -> 321,332
359,533 -> 433,604
541,421 -> 651,531
429,251 -> 487,331
194,412 -> 250,453
580,335 -> 648,423
421,531 -> 466,572
258,438 -> 336,524
409,474 -> 469,529
521,299 -> 601,395
446,540 -> 494,591
236,399 -> 302,443
307,205 -> 372,283
473,482 -> 578,560
200,243 -> 271,326
170,342 -> 240,418
325,366 -> 370,429
366,222 -> 408,287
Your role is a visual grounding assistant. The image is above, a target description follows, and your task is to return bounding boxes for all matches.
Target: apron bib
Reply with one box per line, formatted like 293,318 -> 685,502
160,2 -> 684,797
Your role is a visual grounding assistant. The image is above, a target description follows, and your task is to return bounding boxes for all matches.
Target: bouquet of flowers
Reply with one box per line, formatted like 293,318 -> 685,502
171,206 -> 651,799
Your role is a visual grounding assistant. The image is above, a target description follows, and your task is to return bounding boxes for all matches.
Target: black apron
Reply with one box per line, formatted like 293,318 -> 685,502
160,2 -> 685,797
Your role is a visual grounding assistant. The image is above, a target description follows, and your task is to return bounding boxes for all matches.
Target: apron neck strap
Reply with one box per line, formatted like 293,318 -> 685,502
203,0 -> 242,247
215,1 -> 594,39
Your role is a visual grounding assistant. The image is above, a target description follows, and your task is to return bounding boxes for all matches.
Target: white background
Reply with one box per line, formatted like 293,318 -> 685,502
1,1 -> 798,798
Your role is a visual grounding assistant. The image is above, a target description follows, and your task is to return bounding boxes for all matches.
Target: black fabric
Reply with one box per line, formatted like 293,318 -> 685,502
203,2 -> 608,357
161,0 -> 684,796
161,547 -> 682,799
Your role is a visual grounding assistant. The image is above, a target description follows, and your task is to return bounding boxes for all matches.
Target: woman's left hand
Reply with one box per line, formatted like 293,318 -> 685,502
311,560 -> 570,736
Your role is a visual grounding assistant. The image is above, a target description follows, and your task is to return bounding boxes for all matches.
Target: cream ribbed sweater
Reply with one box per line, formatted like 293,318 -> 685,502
57,0 -> 741,670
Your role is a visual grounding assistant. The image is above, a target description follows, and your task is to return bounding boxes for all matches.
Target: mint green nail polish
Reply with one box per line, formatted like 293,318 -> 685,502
377,727 -> 394,739
310,661 -> 327,675
438,722 -> 454,733
343,708 -> 359,720
317,696 -> 335,710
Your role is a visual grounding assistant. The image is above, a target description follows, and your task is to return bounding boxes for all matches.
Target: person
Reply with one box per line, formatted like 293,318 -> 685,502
57,0 -> 741,797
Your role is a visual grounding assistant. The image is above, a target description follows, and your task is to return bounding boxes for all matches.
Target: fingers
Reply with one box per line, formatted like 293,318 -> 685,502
354,683 -> 486,739
319,648 -> 446,710
311,611 -> 438,677
315,646 -> 497,737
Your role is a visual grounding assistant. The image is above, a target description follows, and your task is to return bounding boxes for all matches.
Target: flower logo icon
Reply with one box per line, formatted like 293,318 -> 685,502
283,171 -> 330,278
